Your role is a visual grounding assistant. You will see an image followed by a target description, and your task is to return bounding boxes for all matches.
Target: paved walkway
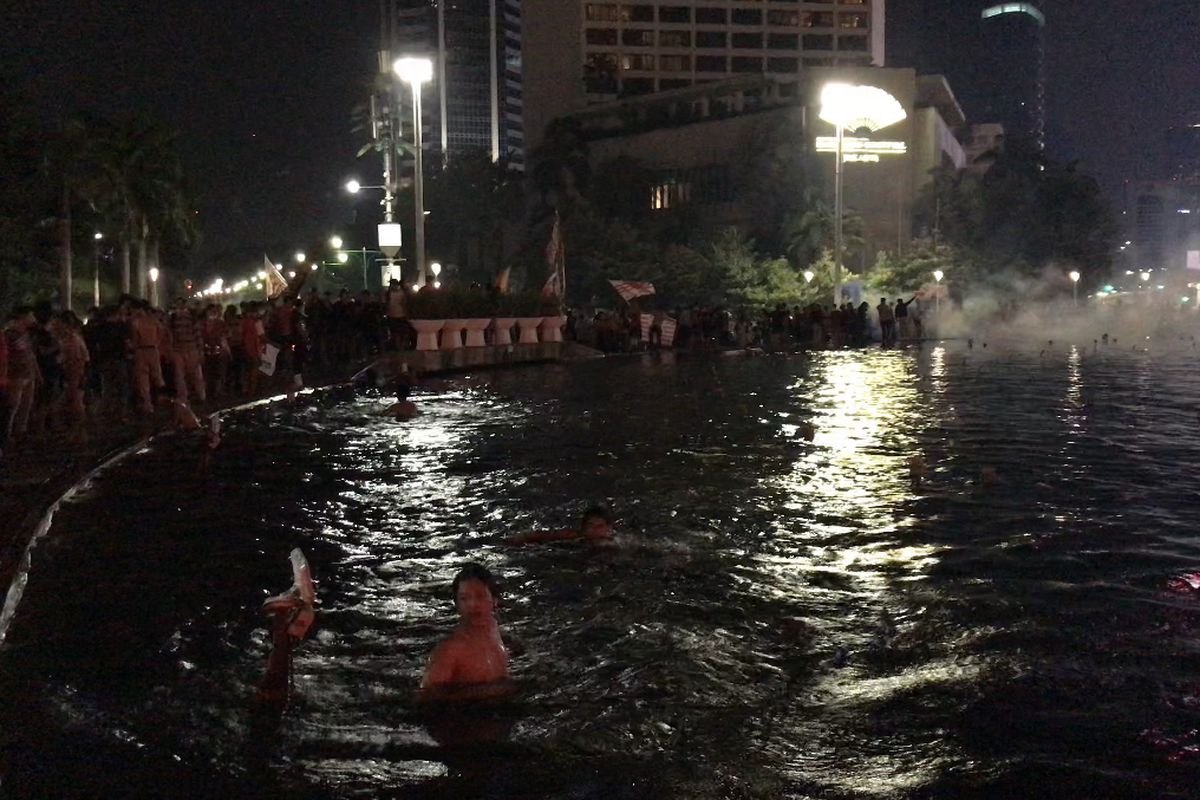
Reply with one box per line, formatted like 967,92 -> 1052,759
0,365 -> 357,607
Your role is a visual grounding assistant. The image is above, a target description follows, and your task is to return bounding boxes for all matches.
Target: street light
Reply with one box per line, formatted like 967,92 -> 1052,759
932,269 -> 944,315
431,261 -> 442,289
344,179 -> 386,194
819,83 -> 907,306
337,251 -> 349,264
394,56 -> 434,288
803,270 -> 815,284
92,233 -> 104,307
1068,270 -> 1081,306
294,251 -> 306,263
330,235 -> 344,250
148,267 -> 160,308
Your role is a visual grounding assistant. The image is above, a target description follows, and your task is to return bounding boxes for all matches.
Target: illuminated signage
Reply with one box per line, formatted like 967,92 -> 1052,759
815,136 -> 907,162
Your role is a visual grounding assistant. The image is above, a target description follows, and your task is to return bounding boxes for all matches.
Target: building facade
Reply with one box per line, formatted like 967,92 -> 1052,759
579,0 -> 885,102
568,67 -> 963,263
388,0 -> 525,168
522,0 -> 885,150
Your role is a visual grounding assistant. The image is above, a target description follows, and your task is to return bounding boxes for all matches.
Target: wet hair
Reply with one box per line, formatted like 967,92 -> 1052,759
580,505 -> 612,529
451,563 -> 499,604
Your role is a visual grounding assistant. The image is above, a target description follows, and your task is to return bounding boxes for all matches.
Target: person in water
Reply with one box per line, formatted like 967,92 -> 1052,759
419,563 -> 513,703
506,505 -> 614,545
381,382 -> 419,419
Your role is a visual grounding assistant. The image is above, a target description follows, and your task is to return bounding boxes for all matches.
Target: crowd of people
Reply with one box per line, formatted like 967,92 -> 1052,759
0,288 -> 411,457
567,296 -> 930,353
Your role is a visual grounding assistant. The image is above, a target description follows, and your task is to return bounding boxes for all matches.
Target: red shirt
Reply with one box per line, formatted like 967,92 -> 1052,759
241,317 -> 263,356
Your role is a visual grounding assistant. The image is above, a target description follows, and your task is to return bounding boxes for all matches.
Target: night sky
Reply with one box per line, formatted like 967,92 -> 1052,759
3,0 -> 1197,277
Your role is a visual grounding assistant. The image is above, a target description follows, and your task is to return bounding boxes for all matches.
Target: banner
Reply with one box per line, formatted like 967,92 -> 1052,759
260,343 -> 280,376
264,256 -> 288,299
660,317 -> 678,347
609,280 -> 656,303
640,313 -> 654,341
542,214 -> 566,299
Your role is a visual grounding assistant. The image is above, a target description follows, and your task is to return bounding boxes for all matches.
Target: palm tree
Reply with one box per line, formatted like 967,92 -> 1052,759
782,197 -> 865,271
528,117 -> 592,218
81,115 -> 193,298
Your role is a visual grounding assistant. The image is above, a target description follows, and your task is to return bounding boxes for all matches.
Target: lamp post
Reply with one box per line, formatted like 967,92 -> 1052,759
430,260 -> 442,289
92,232 -> 103,307
148,267 -> 160,308
819,83 -> 908,307
394,56 -> 434,288
1068,270 -> 1080,306
932,269 -> 944,316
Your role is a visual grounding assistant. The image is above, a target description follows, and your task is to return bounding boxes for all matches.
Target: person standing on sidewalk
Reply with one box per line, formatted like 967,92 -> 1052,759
129,301 -> 164,415
170,299 -> 206,406
4,307 -> 41,446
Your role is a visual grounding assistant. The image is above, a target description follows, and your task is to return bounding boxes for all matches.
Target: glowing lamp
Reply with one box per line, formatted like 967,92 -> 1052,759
394,57 -> 433,86
148,267 -> 160,282
337,252 -> 349,264
330,236 -> 344,249
430,261 -> 442,277
933,270 -> 944,282
819,84 -> 907,133
294,251 -> 306,263
1068,270 -> 1080,283
345,179 -> 362,194
803,270 -> 815,284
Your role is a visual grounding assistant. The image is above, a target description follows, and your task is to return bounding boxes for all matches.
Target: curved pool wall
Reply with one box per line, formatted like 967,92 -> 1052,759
3,342 -> 1200,798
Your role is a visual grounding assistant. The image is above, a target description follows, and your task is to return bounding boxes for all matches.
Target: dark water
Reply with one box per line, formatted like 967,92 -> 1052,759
4,343 -> 1200,799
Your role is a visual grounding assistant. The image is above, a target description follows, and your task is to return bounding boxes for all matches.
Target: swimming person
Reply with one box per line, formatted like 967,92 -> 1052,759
506,505 -> 614,546
380,382 -> 419,420
419,563 -> 513,704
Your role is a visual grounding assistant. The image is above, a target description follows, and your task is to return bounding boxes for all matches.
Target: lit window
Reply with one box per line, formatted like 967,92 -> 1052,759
767,10 -> 800,27
621,53 -> 655,70
659,54 -> 691,71
838,12 -> 868,28
585,4 -> 619,22
802,12 -> 834,27
660,30 -> 692,47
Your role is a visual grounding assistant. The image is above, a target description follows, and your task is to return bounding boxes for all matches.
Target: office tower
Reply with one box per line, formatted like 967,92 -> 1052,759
974,2 -> 1044,149
578,0 -> 886,101
387,0 -> 524,168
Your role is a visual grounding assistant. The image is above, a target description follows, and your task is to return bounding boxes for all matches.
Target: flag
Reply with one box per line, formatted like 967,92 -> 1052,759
640,313 -> 654,341
608,280 -> 656,303
660,317 -> 678,347
494,266 -> 511,294
264,255 -> 288,299
542,214 -> 566,299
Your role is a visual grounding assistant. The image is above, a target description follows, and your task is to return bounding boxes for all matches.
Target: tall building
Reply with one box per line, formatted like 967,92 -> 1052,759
387,0 -> 525,168
580,0 -> 885,102
974,2 -> 1044,149
523,0 -> 886,149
